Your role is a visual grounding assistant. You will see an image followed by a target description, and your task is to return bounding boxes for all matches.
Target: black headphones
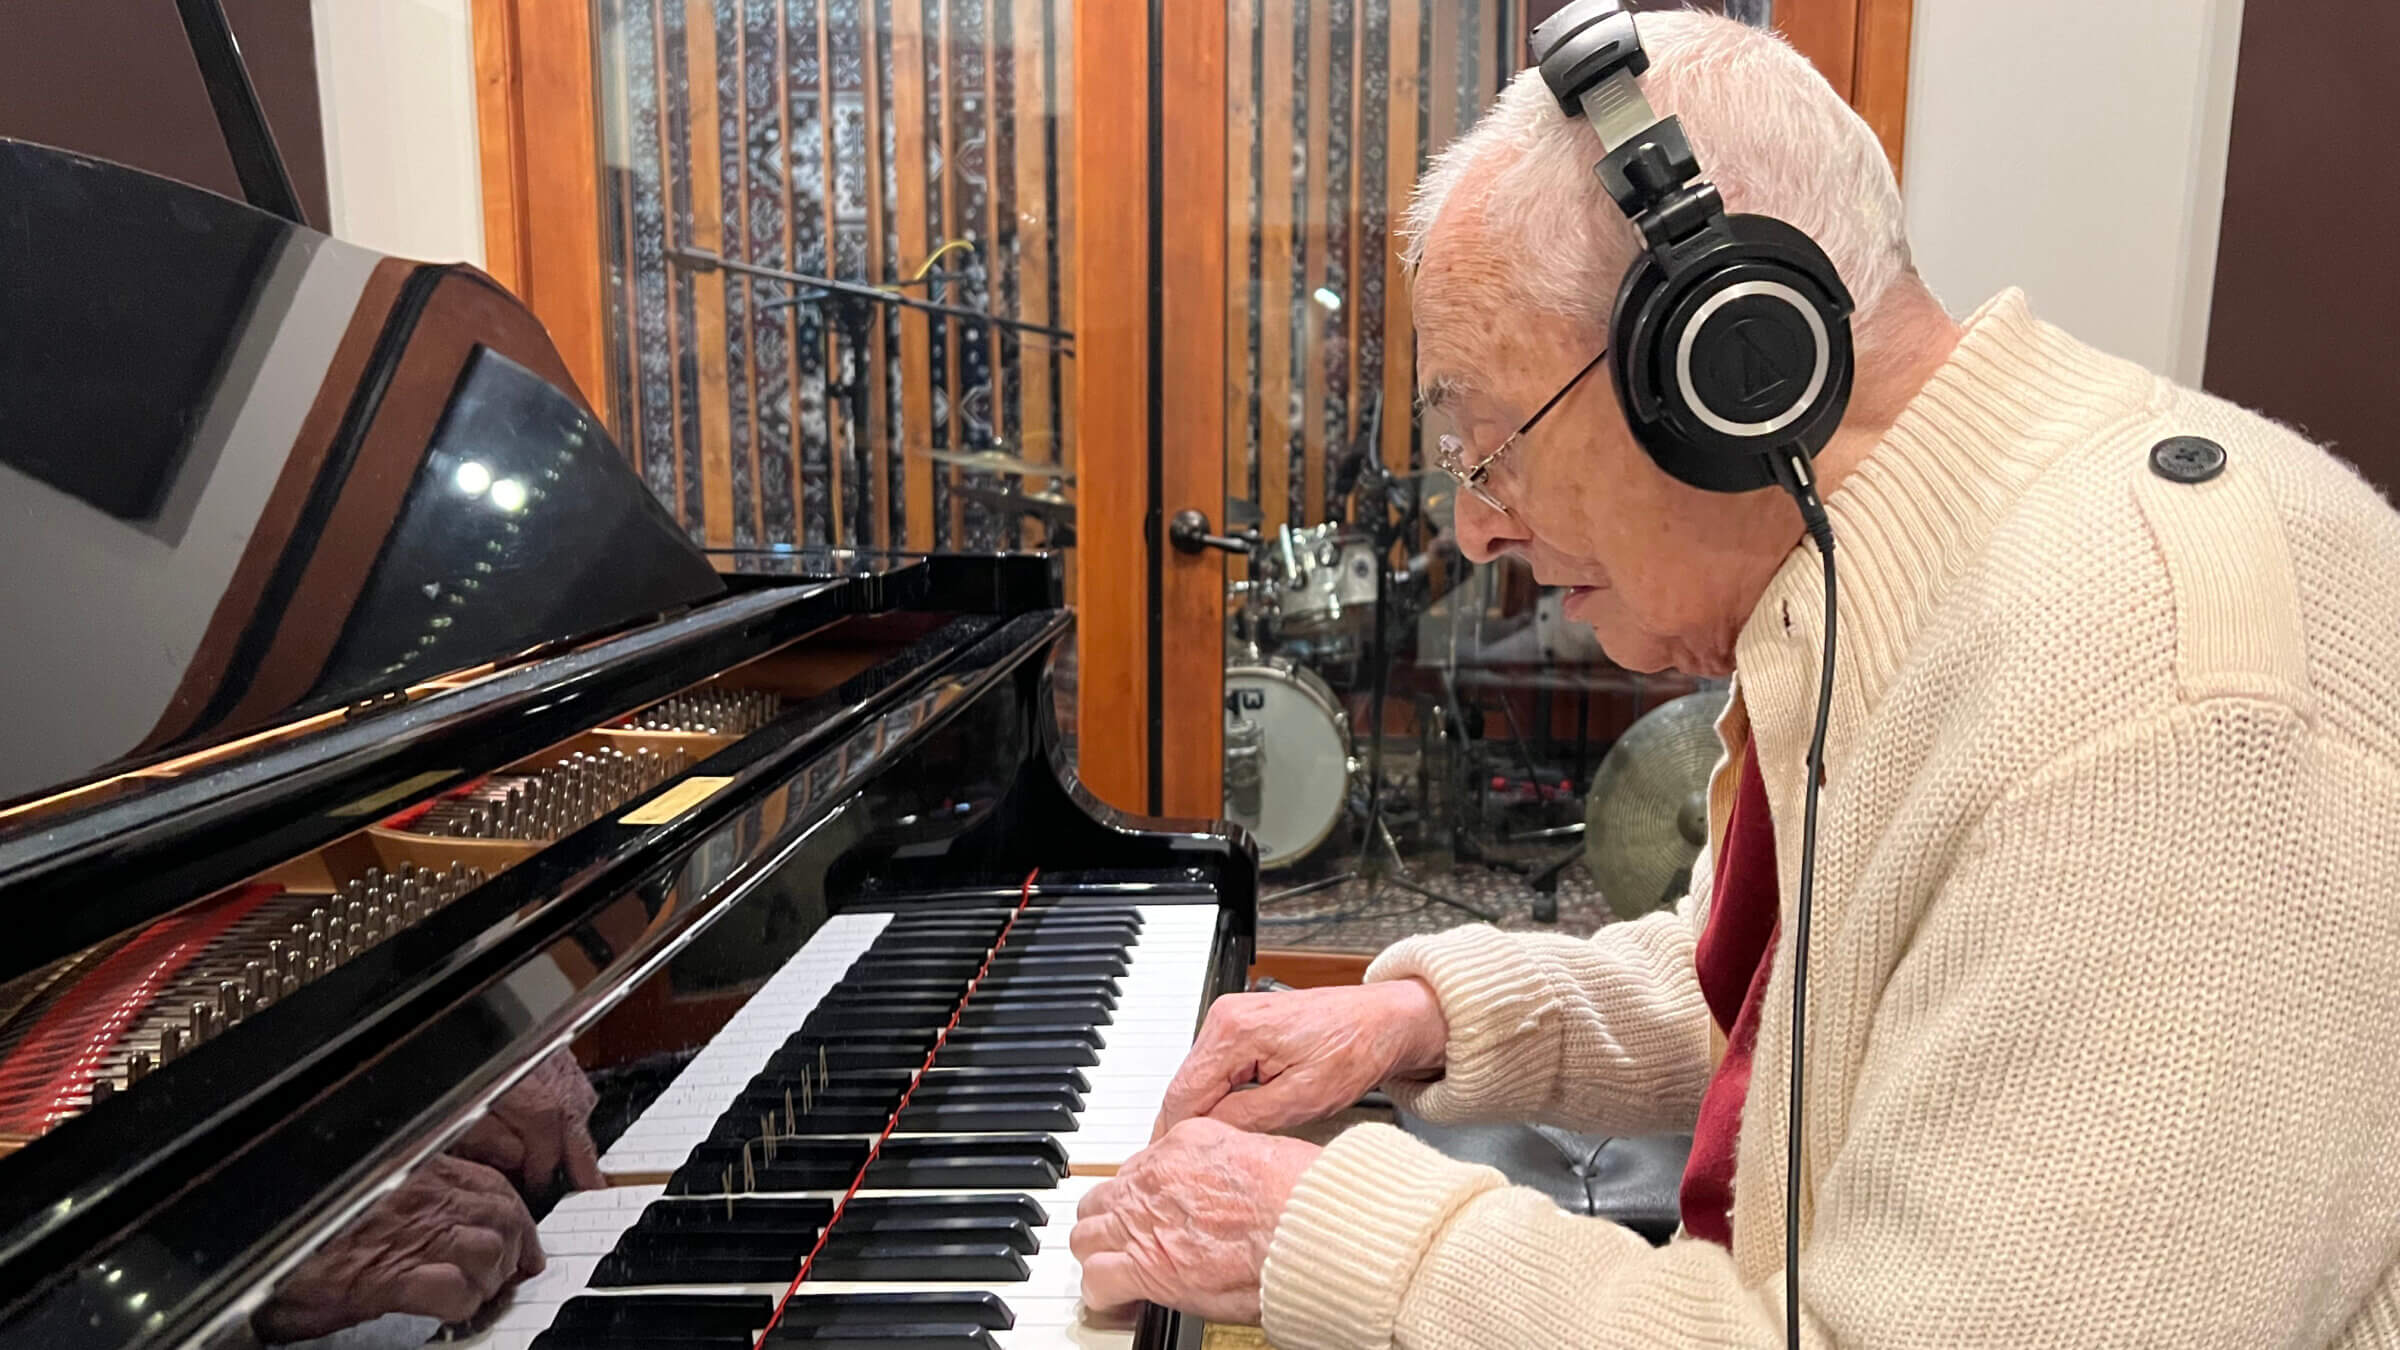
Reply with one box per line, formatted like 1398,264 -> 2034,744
1532,1 -> 1856,495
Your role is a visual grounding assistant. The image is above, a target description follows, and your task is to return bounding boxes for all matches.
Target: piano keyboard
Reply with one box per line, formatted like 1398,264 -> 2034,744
455,898 -> 1219,1349
466,1178 -> 1127,1349
600,903 -> 1219,1180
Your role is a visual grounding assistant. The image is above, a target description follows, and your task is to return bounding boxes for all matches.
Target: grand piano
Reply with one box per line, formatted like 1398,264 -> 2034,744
0,121 -> 1252,1350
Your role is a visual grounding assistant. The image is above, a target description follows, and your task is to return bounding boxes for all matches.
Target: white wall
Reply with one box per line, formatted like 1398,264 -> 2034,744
310,0 -> 486,265
1901,0 -> 2247,383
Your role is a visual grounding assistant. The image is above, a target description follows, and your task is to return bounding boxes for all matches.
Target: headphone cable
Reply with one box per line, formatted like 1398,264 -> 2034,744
1772,446 -> 1838,1350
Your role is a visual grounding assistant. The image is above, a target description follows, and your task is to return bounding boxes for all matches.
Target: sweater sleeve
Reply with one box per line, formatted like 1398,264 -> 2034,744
1266,700 -> 2400,1349
1361,897 -> 1718,1135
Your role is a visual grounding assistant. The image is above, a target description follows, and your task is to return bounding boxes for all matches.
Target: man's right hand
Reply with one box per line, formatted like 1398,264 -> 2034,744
1151,979 -> 1448,1138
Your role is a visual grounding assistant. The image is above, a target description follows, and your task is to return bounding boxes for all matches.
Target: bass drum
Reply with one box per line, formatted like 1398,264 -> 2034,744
1223,662 -> 1352,869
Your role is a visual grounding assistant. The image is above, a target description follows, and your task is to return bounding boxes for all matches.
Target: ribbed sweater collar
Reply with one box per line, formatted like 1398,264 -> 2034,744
1733,288 -> 2159,799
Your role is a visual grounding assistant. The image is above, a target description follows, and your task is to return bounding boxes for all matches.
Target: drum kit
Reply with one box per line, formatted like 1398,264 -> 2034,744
1210,399 -> 1489,908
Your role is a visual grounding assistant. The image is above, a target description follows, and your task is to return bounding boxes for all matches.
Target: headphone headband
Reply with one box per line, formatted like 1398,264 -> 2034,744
1529,1 -> 1856,494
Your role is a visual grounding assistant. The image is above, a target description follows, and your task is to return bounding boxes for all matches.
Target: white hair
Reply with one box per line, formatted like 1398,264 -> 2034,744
1401,11 -> 1912,342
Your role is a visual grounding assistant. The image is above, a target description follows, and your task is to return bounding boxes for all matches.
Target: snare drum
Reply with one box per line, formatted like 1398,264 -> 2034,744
1273,523 -> 1380,638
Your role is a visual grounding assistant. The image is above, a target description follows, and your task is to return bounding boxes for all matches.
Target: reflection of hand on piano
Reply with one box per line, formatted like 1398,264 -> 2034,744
1070,1118 -> 1321,1326
453,1049 -> 606,1195
253,1155 -> 544,1343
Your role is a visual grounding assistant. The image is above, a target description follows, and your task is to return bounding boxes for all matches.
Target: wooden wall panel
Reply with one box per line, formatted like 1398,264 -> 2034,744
1254,3 -> 1296,543
1849,0 -> 1913,176
1071,0 -> 1148,811
474,0 -> 609,416
684,0 -> 736,545
1160,0 -> 1229,818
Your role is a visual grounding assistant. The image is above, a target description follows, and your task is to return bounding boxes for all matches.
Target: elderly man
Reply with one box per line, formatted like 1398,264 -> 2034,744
1070,9 -> 2400,1347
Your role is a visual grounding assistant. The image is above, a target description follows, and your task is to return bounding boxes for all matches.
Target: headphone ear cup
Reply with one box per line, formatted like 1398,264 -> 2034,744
1609,215 -> 1854,494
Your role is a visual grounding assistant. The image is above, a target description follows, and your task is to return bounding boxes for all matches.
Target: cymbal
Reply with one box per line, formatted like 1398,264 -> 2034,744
917,447 -> 1075,483
950,481 -> 1077,517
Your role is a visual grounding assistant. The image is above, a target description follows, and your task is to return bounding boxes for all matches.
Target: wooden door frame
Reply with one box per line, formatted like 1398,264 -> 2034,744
470,0 -> 610,417
1072,0 -> 1229,821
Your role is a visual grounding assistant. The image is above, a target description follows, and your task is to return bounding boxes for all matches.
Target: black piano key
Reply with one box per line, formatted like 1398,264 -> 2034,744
768,1037 -> 1100,1073
710,1095 -> 1079,1139
786,1025 -> 1104,1053
860,1153 -> 1059,1189
531,1332 -> 755,1350
843,1194 -> 1050,1228
672,1136 -> 1065,1192
725,1093 -> 1083,1138
770,1292 -> 1013,1330
760,1324 -> 999,1349
590,1250 -> 798,1287
545,1293 -> 773,1338
635,1195 -> 1047,1233
774,1040 -> 1098,1072
593,1222 -> 1038,1288
637,1197 -> 834,1229
883,898 -> 1142,917
801,994 -> 1108,1023
734,1072 -> 1085,1109
741,1065 -> 1089,1100
803,1241 -> 1028,1282
863,932 -> 1140,957
818,976 -> 1119,1003
846,947 -> 1131,969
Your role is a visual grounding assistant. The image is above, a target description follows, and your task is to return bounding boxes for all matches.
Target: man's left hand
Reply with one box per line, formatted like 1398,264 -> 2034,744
1070,1118 -> 1321,1325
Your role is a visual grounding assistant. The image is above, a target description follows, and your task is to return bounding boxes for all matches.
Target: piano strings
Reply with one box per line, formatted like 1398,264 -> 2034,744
754,869 -> 1045,1342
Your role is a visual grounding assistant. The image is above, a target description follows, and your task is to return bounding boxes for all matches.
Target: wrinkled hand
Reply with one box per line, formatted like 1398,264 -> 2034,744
451,1049 -> 604,1193
253,1154 -> 544,1343
1152,979 -> 1447,1138
1072,1118 -> 1321,1325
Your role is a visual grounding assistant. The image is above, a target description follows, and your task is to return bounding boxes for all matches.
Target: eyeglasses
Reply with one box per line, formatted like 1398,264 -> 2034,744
1433,347 -> 1610,519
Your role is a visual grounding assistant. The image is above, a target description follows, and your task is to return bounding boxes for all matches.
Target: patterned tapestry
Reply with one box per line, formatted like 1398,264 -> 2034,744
1225,0 -> 1511,545
596,0 -> 1069,552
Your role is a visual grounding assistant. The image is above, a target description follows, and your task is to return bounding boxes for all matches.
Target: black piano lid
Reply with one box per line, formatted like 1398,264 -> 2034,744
0,137 -> 726,818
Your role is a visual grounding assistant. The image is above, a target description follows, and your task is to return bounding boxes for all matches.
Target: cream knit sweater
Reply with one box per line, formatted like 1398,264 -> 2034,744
1259,291 -> 2400,1349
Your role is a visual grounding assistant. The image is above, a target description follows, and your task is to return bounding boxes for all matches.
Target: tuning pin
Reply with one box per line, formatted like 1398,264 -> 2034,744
245,960 -> 267,999
308,907 -> 329,935
305,931 -> 325,967
326,916 -> 347,955
128,1051 -> 153,1084
364,866 -> 385,889
90,1076 -> 115,1106
280,970 -> 300,998
217,981 -> 241,1023
160,1025 -> 185,1064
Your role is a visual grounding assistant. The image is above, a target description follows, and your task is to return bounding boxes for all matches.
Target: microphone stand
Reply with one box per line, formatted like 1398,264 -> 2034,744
1266,399 -> 1494,923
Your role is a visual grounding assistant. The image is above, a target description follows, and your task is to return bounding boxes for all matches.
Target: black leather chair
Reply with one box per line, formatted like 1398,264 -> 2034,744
1399,1113 -> 1692,1245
